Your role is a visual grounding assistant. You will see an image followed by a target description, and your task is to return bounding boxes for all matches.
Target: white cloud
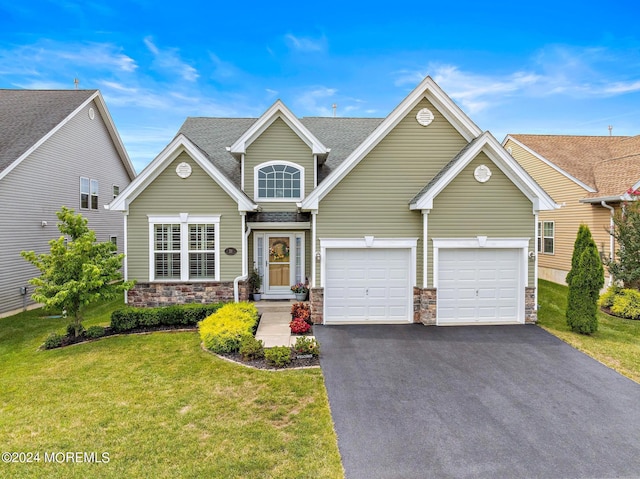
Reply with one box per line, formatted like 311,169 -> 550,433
144,36 -> 199,82
604,80 -> 640,94
293,86 -> 337,116
285,34 -> 327,53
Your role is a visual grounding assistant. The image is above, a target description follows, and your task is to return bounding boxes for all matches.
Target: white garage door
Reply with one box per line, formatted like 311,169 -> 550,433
325,248 -> 412,323
437,248 -> 522,325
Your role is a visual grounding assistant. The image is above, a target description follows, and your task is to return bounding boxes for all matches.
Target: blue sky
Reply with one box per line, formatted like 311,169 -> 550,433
1,0 -> 640,173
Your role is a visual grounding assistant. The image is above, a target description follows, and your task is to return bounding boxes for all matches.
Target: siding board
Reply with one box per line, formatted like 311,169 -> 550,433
429,153 -> 535,285
0,100 -> 131,316
245,118 -> 314,212
127,152 -> 242,282
316,98 -> 468,286
505,139 -> 613,283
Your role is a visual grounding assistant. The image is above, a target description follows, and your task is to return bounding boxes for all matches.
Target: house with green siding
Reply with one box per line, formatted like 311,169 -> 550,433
109,76 -> 556,325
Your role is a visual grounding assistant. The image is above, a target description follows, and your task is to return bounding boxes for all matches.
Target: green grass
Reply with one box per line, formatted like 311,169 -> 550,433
537,279 -> 640,383
0,301 -> 343,479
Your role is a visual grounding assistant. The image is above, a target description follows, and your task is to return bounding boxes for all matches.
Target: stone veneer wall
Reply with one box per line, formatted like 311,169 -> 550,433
127,282 -> 249,307
524,287 -> 537,324
413,287 -> 437,325
309,287 -> 324,324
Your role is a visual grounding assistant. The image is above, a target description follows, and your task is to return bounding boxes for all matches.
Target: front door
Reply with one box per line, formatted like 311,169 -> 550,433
266,234 -> 294,295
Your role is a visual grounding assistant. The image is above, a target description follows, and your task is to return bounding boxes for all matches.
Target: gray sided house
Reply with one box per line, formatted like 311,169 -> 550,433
111,77 -> 556,325
0,90 -> 135,318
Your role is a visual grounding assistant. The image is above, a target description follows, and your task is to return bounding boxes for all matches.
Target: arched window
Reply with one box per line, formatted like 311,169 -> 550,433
255,162 -> 303,200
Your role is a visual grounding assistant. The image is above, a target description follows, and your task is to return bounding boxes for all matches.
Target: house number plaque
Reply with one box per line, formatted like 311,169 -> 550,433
224,247 -> 237,256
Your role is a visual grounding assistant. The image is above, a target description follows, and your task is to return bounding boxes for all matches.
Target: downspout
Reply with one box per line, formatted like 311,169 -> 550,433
123,212 -> 129,304
234,212 -> 251,302
601,200 -> 615,286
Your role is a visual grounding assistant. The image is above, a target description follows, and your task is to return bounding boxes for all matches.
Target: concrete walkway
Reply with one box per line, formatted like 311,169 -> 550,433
255,300 -> 313,347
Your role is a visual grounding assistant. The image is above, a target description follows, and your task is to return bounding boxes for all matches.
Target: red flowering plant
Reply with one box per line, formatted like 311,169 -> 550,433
291,302 -> 312,324
289,317 -> 311,334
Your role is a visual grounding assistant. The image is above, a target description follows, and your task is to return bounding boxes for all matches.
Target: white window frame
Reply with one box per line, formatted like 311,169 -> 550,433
254,160 -> 304,202
148,214 -> 221,282
541,221 -> 554,254
80,177 -> 90,209
90,179 -> 99,210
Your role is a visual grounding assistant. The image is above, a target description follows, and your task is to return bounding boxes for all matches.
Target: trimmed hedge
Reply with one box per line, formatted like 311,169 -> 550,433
111,303 -> 225,333
199,302 -> 259,354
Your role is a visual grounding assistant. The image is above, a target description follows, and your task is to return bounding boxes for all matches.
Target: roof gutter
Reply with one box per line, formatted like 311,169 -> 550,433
601,200 -> 615,287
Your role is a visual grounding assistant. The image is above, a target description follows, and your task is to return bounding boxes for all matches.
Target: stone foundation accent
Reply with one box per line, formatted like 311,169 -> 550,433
303,286 -> 537,325
309,287 -> 324,324
525,287 -> 537,324
414,287 -> 437,325
127,281 -> 249,307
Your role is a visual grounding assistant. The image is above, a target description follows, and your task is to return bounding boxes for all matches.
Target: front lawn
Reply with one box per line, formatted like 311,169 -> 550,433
537,279 -> 640,383
0,300 -> 343,479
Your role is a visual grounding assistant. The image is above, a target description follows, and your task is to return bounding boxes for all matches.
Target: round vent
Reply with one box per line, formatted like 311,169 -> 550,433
88,107 -> 95,120
176,162 -> 192,179
474,165 -> 492,183
416,108 -> 434,127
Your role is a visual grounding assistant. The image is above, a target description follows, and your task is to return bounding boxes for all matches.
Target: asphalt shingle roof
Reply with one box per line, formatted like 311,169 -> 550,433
178,116 -> 384,187
509,134 -> 640,199
0,89 -> 96,174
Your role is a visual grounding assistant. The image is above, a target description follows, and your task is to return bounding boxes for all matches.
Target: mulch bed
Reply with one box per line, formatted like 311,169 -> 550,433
217,351 -> 320,370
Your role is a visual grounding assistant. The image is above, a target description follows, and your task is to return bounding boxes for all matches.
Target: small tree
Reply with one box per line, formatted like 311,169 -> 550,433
21,207 -> 135,336
566,225 -> 604,334
607,200 -> 640,289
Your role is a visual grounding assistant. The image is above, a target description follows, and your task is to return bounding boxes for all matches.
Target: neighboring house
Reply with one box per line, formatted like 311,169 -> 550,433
504,134 -> 640,286
0,90 -> 135,318
110,77 -> 555,326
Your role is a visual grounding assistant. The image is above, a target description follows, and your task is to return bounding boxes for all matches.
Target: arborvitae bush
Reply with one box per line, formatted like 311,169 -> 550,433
566,226 -> 604,334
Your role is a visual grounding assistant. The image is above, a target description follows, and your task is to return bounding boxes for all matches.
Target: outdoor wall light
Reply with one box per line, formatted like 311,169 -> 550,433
315,251 -> 321,261
41,221 -> 47,227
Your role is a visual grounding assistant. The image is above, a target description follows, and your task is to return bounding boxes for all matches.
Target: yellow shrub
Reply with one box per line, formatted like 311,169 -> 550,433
198,302 -> 259,353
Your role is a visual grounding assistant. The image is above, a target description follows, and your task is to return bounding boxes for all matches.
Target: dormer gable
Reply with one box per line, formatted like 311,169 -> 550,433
229,100 -> 329,158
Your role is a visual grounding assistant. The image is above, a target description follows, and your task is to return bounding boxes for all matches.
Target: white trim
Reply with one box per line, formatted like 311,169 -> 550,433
541,220 -> 555,255
534,212 -> 539,309
311,211 -> 317,288
319,237 -> 418,289
432,237 -> 529,324
503,135 -> 596,193
320,237 -> 418,324
411,132 -> 558,212
109,134 -> 256,212
254,232 -> 304,298
247,222 -> 310,230
240,153 -> 245,191
229,100 -> 329,156
0,91 -> 135,183
301,76 -> 483,209
147,213 -> 221,282
253,160 -> 305,202
422,210 -> 429,288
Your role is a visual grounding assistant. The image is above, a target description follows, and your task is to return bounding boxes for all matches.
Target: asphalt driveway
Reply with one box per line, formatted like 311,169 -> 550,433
314,324 -> 640,479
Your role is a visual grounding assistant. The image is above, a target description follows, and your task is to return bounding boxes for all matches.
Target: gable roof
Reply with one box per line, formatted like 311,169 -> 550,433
0,89 -> 135,181
410,132 -> 557,212
109,134 -> 256,212
178,116 -> 383,187
229,100 -> 329,157
506,134 -> 640,202
301,76 -> 483,209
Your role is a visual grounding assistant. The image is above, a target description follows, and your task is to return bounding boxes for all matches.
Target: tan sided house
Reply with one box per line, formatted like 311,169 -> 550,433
110,77 -> 556,325
504,134 -> 640,287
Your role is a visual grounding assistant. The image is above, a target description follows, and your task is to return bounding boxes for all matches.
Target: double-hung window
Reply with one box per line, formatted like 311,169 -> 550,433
538,221 -> 554,254
80,177 -> 99,210
149,215 -> 220,281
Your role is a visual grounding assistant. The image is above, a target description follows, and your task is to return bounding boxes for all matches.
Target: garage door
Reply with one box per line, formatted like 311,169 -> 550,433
325,248 -> 412,323
437,248 -> 521,325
